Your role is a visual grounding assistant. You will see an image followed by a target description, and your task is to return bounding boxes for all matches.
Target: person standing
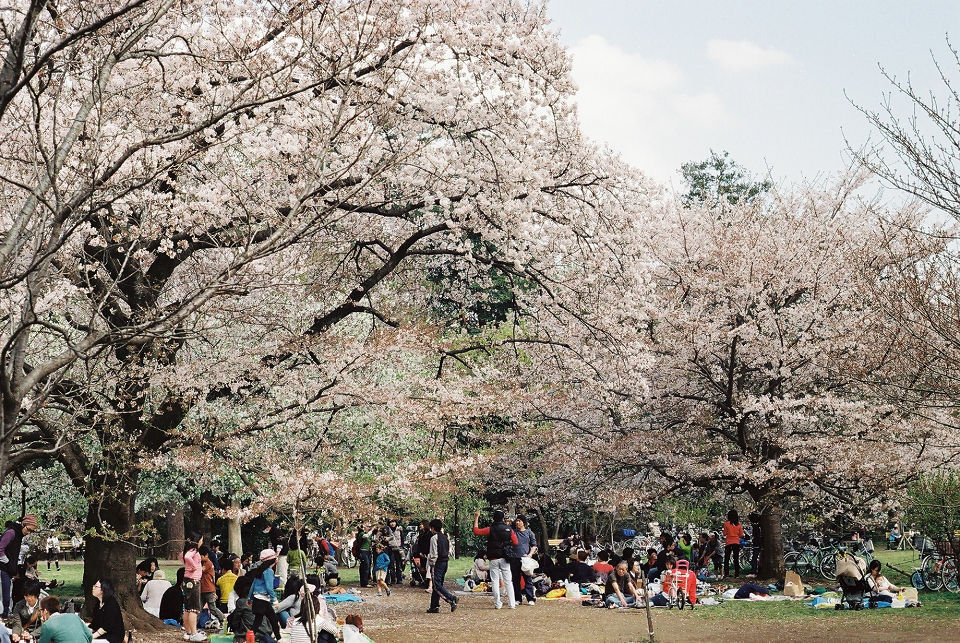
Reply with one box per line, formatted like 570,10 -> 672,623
385,519 -> 403,585
199,546 -> 226,625
0,514 -> 36,618
473,509 -> 518,610
44,534 -> 61,572
249,548 -> 282,641
425,519 -> 457,613
355,525 -> 373,588
723,509 -> 745,578
181,537 -> 205,642
373,544 -> 391,597
508,515 -> 538,606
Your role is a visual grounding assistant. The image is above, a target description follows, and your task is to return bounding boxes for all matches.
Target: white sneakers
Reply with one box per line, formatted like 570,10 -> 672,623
183,633 -> 207,642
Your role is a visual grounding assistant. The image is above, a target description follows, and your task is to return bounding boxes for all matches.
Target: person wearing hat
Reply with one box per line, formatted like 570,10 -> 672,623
508,515 -> 538,606
0,513 -> 36,617
473,509 -> 518,609
248,548 -> 281,640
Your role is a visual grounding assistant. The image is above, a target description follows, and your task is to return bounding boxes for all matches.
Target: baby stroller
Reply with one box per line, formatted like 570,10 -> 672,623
409,555 -> 428,587
834,552 -> 873,610
668,560 -> 695,610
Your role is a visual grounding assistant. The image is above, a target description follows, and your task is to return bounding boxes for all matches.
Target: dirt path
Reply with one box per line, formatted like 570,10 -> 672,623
134,585 -> 959,643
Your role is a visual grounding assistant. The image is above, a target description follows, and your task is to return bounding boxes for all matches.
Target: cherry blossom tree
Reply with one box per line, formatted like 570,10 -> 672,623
1,0 -> 651,625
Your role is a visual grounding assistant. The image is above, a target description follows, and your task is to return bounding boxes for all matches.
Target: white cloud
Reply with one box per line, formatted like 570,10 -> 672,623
568,35 -> 728,182
706,39 -> 793,72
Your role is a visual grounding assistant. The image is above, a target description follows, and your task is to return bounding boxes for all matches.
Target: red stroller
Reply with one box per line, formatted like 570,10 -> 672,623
668,560 -> 697,609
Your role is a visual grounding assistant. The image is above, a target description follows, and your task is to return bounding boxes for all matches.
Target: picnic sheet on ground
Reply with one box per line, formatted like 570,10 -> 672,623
326,593 -> 364,603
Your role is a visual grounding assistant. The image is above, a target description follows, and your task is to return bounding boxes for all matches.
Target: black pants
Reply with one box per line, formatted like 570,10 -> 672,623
251,597 -> 281,639
724,543 -> 742,577
429,559 -> 457,610
509,558 -> 535,603
750,546 -> 761,574
388,548 -> 403,584
358,551 -> 371,587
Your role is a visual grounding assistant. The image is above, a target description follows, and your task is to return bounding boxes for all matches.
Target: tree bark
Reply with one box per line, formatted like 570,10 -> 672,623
227,502 -> 243,556
758,504 -> 784,580
82,491 -> 166,632
166,503 -> 185,560
535,504 -> 550,555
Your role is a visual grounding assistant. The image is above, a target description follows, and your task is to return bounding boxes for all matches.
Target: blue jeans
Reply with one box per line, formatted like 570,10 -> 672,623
605,594 -> 636,607
0,570 -> 10,617
430,559 -> 457,609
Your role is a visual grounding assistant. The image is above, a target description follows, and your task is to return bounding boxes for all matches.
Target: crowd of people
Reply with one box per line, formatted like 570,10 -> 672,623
0,506 -> 769,640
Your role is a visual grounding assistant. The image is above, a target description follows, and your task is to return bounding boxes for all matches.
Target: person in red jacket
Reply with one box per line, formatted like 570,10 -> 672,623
473,509 -> 518,609
723,509 -> 745,578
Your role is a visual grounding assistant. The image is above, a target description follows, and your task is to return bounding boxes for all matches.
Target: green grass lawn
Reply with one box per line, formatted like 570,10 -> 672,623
45,555 -> 477,599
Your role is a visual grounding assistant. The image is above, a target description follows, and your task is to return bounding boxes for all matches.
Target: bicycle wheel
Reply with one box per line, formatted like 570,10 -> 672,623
941,557 -> 959,593
783,551 -> 801,573
794,551 -> 814,576
911,569 -> 925,589
922,555 -> 944,591
819,552 -> 837,580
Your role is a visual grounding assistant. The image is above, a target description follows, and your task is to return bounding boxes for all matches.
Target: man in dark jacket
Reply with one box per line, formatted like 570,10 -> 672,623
473,509 -> 518,609
0,514 -> 36,617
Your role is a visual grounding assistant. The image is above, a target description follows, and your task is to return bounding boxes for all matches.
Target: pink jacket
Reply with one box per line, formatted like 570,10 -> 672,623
182,548 -> 202,580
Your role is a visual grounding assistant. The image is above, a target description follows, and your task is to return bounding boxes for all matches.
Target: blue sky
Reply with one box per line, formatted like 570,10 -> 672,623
547,0 -> 960,186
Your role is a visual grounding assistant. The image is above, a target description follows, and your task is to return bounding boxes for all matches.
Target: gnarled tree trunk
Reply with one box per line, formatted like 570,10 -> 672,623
82,483 -> 167,632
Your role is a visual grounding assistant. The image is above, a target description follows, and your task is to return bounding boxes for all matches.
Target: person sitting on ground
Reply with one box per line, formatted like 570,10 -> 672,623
697,532 -> 719,571
617,547 -> 635,570
159,568 -> 185,624
568,550 -> 596,585
629,559 -> 644,585
140,568 -> 172,618
89,578 -> 124,643
866,560 -> 901,603
136,560 -> 153,595
471,551 -> 489,582
227,575 -> 275,643
604,561 -> 639,607
10,580 -> 43,639
677,533 -> 693,562
650,556 -> 677,607
275,575 -> 307,627
36,595 -> 91,643
640,549 -> 657,576
22,555 -> 58,591
592,551 -> 614,583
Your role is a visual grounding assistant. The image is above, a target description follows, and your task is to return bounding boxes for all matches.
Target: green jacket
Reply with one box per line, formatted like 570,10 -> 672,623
37,612 -> 93,643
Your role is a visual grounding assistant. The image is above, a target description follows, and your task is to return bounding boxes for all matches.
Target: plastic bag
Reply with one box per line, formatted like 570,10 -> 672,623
520,556 -> 537,574
564,582 -> 580,597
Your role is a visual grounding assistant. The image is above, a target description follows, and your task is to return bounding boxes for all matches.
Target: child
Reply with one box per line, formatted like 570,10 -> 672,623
651,556 -> 676,607
374,544 -> 391,597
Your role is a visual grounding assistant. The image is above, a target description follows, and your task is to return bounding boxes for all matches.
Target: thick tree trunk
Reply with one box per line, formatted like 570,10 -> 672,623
166,503 -> 185,560
83,493 -> 166,632
758,504 -> 785,580
552,510 -> 563,539
227,502 -> 243,556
